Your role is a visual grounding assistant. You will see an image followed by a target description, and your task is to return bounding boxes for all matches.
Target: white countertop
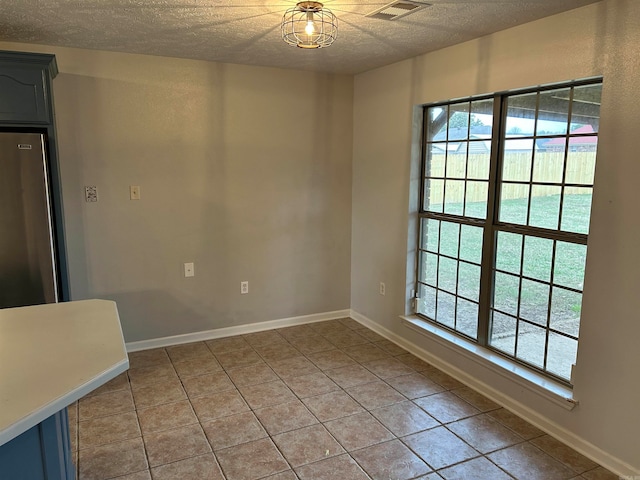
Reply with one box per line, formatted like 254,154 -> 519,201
0,299 -> 129,446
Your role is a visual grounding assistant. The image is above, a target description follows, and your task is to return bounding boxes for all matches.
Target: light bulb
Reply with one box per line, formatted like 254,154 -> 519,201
305,11 -> 315,35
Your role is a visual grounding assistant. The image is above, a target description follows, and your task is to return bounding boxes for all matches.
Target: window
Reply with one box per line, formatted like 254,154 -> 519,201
416,79 -> 602,384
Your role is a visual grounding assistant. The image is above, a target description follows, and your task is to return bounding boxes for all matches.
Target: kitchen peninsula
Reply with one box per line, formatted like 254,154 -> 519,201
0,300 -> 128,479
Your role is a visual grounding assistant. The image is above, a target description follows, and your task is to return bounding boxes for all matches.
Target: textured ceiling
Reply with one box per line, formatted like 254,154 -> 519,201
0,0 -> 600,74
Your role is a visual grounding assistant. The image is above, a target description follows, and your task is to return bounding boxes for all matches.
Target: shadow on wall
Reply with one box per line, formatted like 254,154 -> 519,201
105,289 -> 215,343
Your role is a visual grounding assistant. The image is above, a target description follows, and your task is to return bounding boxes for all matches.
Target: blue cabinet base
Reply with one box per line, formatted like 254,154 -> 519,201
0,409 -> 75,480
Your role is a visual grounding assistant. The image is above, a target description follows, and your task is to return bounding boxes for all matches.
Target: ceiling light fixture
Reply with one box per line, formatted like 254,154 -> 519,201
282,1 -> 338,49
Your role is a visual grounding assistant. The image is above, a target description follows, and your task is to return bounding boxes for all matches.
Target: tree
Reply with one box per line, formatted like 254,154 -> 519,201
449,112 -> 485,129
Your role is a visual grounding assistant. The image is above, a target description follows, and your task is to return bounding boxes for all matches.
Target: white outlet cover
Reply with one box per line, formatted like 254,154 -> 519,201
184,262 -> 195,277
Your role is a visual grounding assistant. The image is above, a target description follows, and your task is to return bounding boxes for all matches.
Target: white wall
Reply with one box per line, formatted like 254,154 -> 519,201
0,42 -> 354,342
352,0 -> 639,473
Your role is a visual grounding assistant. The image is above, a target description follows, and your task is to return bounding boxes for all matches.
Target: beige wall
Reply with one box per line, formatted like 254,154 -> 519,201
0,42 -> 354,342
352,0 -> 639,472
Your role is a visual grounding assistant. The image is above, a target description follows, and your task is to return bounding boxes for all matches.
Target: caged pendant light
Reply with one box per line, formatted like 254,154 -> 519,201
282,1 -> 338,49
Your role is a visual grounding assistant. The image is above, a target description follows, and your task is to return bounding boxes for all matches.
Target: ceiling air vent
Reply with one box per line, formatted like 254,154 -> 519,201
366,1 -> 431,21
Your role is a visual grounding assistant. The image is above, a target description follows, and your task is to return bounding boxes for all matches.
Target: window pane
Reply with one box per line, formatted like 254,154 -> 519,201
519,279 -> 549,326
446,153 -> 467,179
529,185 -> 561,229
424,178 -> 444,213
499,183 -> 529,225
561,187 -> 592,234
532,151 -> 565,184
457,298 -> 478,339
489,312 -> 517,355
550,287 -> 582,337
464,181 -> 488,219
471,98 -> 494,136
460,224 -> 483,265
458,262 -> 480,302
505,92 -> 537,137
537,87 -> 571,136
421,251 -> 438,287
439,222 -> 460,258
444,180 -> 465,215
493,272 -> 520,316
502,146 -> 533,182
438,257 -> 458,293
448,102 -> 470,141
522,236 -> 553,282
427,106 -> 447,141
436,291 -> 456,328
427,145 -> 446,177
553,241 -> 586,290
565,147 -> 596,185
421,218 -> 440,253
467,151 -> 490,180
418,284 -> 436,319
571,84 -> 602,133
515,322 -> 546,368
546,333 -> 577,381
495,231 -> 522,274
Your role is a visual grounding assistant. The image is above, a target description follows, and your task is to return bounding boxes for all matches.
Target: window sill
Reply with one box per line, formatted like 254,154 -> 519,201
400,315 -> 578,411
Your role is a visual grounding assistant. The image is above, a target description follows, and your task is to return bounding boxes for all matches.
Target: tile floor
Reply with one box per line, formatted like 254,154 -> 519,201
69,318 -> 621,480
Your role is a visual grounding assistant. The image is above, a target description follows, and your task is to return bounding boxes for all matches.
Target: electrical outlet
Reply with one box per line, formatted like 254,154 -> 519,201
85,186 -> 98,202
184,262 -> 195,277
379,282 -> 386,296
240,281 -> 249,294
130,185 -> 141,200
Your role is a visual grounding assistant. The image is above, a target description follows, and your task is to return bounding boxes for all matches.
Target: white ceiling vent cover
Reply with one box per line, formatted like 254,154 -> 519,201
366,1 -> 432,21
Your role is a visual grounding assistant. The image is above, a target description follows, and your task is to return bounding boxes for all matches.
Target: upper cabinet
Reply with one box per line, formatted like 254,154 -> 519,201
0,51 -> 58,124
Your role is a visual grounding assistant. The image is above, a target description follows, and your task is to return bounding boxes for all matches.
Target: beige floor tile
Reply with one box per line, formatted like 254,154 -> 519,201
352,439 -> 431,480
414,391 -> 481,424
254,400 -> 318,435
302,390 -> 364,421
287,334 -> 336,354
254,343 -> 301,362
451,386 -> 501,412
137,400 -> 198,434
362,357 -> 416,379
127,363 -> 178,389
307,349 -> 357,370
190,389 -> 249,422
150,453 -> 224,480
487,408 -> 545,440
324,364 -> 380,388
403,426 -> 480,470
205,336 -> 253,354
238,380 -> 297,409
421,365 -> 464,390
488,442 -> 576,480
85,372 -> 130,397
272,424 -> 344,467
127,349 -> 170,369
131,379 -> 186,408
172,356 -> 222,378
438,456 -> 512,480
216,438 -> 289,480
446,414 -> 524,454
276,324 -> 317,340
226,363 -> 278,387
531,435 -> 599,473
342,343 -> 390,363
244,330 -> 287,347
355,328 -> 386,342
79,389 -> 135,420
338,318 -> 362,329
295,453 -> 370,480
323,330 -> 369,348
79,437 -> 147,479
267,355 -> 321,379
262,471 -> 299,480
385,372 -> 445,399
181,371 -> 235,398
310,321 -> 351,336
324,412 -> 394,451
214,349 -> 263,369
78,411 -> 141,449
283,372 -> 340,398
143,424 -> 211,467
581,466 -> 622,479
370,401 -> 439,437
166,342 -> 214,363
110,470 -> 152,479
202,411 -> 268,450
345,380 -> 406,409
395,353 -> 433,371
374,339 -> 408,356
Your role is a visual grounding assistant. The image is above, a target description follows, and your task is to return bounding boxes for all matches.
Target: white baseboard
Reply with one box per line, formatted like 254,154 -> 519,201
348,309 -> 639,478
126,309 -> 350,352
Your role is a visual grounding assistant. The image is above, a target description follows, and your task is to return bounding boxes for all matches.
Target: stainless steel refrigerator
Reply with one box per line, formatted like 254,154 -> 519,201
0,131 -> 58,308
